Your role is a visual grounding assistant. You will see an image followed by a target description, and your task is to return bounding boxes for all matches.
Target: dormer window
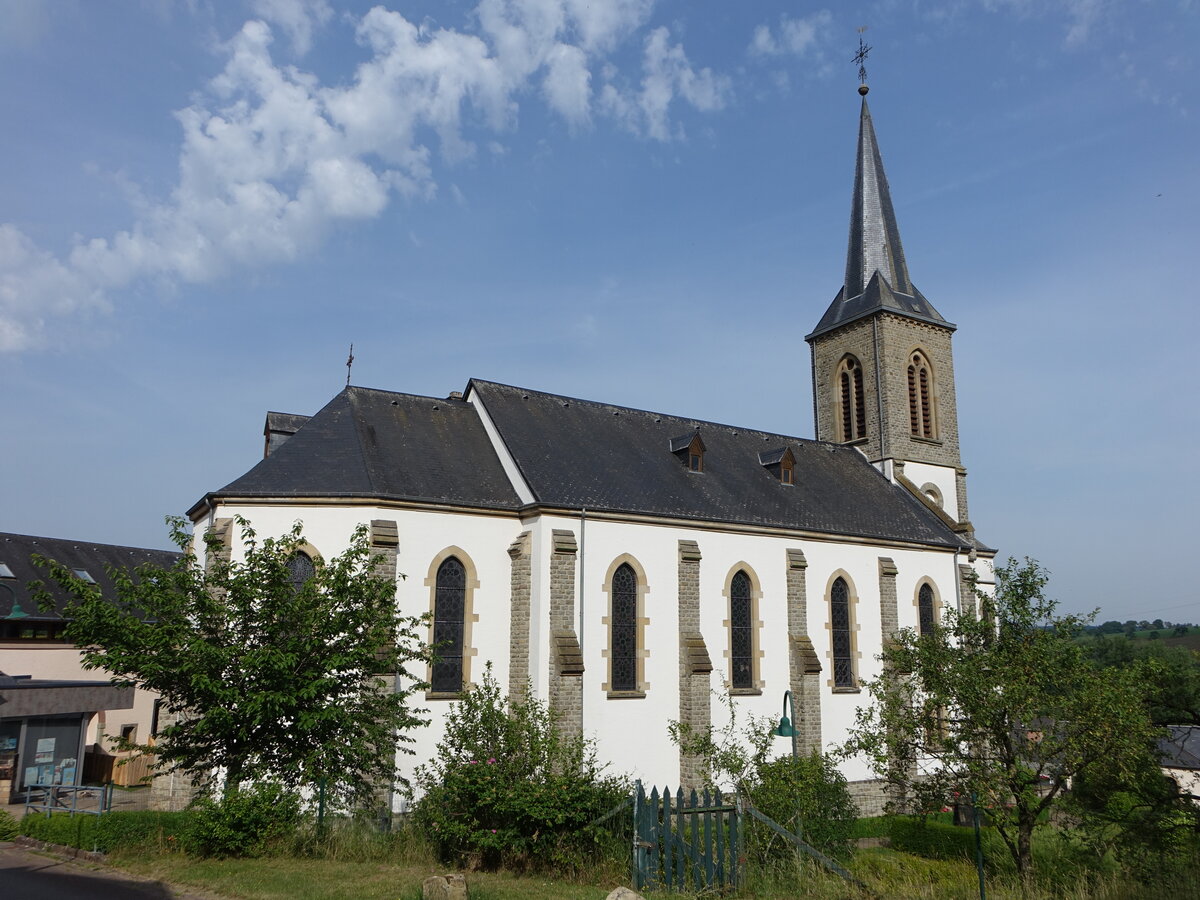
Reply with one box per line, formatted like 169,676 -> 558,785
759,447 -> 796,485
670,432 -> 706,473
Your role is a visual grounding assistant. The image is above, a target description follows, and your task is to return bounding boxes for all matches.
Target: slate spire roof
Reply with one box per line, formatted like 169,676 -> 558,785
807,92 -> 954,340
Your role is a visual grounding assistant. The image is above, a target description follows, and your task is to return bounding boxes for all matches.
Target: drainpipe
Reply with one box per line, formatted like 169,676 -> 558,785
579,507 -> 587,730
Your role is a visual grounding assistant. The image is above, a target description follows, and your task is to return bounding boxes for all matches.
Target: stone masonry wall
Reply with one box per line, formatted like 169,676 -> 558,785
785,548 -> 822,753
507,531 -> 532,700
548,530 -> 583,740
149,517 -> 234,810
676,540 -> 711,789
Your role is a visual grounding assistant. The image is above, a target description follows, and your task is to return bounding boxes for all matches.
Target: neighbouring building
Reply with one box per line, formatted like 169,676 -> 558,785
184,85 -> 995,814
0,531 -> 179,799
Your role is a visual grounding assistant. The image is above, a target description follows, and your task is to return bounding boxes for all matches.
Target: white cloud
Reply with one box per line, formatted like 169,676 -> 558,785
249,0 -> 332,56
748,11 -> 832,58
0,0 -> 733,352
599,26 -> 730,140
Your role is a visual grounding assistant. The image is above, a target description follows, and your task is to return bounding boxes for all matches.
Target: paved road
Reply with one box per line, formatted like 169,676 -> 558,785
0,842 -> 211,900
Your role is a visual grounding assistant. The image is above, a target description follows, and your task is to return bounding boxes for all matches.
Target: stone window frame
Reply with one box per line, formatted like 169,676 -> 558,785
722,563 -> 765,694
834,354 -> 867,444
285,541 -> 321,590
823,570 -> 862,692
600,554 -> 651,698
920,482 -> 943,510
906,346 -> 939,441
913,577 -> 942,637
423,546 -> 481,700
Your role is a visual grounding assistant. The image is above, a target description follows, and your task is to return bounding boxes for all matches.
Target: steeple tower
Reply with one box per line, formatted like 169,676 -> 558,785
806,85 -> 972,532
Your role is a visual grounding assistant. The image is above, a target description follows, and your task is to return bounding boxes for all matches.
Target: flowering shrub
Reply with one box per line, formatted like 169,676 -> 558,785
412,666 -> 628,873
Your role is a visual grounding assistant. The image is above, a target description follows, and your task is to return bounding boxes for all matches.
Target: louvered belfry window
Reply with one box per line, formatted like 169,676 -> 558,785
730,570 -> 754,689
837,357 -> 866,442
907,351 -> 935,438
432,557 -> 466,693
918,583 -> 935,636
611,563 -> 638,692
831,577 -> 855,688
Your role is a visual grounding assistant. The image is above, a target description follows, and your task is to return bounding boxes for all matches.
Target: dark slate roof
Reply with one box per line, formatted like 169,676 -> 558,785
807,95 -> 953,341
1160,726 -> 1200,770
265,412 -> 311,434
205,386 -> 523,511
0,532 -> 180,620
470,379 -> 970,548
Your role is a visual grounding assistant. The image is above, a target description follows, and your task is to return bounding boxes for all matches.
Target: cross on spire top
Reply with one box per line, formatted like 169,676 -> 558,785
853,27 -> 871,95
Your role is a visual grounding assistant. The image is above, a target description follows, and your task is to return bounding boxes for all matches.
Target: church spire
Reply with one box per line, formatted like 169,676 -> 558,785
844,92 -> 912,298
807,85 -> 951,341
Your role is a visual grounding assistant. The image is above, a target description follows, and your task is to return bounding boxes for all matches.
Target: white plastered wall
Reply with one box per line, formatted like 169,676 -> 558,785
900,460 -> 959,516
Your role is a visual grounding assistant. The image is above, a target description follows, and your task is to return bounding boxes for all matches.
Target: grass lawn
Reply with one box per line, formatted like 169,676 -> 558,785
105,845 -> 1200,900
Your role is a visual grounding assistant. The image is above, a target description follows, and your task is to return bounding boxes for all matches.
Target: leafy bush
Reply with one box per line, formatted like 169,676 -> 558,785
412,666 -> 628,874
0,808 -> 18,841
20,810 -> 189,853
670,691 -> 858,863
745,751 -> 859,862
184,783 -> 302,858
888,816 -> 1006,867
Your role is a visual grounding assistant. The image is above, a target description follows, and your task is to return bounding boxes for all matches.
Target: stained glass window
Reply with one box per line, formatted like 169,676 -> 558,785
286,552 -> 315,593
831,577 -> 854,688
730,570 -> 753,689
432,557 -> 466,693
918,583 -> 935,636
611,563 -> 638,692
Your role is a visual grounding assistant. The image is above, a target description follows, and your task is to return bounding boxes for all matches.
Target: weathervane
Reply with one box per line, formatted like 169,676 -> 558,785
346,343 -> 354,386
853,26 -> 872,95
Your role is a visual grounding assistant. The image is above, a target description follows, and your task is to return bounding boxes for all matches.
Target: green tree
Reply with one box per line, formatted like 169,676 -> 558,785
35,516 -> 430,807
843,558 -> 1160,880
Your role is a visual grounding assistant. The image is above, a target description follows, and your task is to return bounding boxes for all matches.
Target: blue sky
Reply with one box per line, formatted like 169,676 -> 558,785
1,0 -> 1196,623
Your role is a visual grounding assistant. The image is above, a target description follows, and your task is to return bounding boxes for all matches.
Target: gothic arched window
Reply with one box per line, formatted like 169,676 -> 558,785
730,570 -> 754,690
610,563 -> 639,693
836,356 -> 866,442
831,576 -> 855,688
432,556 -> 466,694
286,551 -> 315,593
918,583 -> 936,636
907,350 -> 936,438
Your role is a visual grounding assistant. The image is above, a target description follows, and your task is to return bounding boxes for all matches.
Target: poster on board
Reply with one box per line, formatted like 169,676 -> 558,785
34,737 -> 56,764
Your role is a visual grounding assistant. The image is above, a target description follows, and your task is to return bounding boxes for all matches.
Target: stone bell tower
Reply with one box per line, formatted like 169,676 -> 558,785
806,84 -> 972,534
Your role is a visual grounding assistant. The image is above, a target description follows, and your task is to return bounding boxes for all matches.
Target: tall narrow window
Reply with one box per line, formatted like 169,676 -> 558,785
286,551 -> 315,592
836,356 -> 866,442
907,351 -> 935,438
730,570 -> 754,689
831,577 -> 855,688
610,563 -> 638,692
918,583 -> 935,636
432,557 -> 466,694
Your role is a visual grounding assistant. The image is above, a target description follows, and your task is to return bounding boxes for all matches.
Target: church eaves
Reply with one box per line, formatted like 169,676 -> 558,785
807,92 -> 954,341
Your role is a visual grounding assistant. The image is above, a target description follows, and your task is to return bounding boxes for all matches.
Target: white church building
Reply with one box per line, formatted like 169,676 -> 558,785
182,86 -> 994,814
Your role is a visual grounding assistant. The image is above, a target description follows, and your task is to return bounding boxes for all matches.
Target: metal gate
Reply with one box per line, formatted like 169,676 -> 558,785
632,781 -> 739,891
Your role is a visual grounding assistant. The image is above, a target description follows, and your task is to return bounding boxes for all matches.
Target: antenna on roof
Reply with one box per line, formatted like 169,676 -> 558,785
345,343 -> 354,386
853,26 -> 872,95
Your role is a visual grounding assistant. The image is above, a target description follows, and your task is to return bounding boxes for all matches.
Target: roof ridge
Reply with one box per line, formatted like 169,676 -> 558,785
0,532 -> 179,555
469,378 -> 828,446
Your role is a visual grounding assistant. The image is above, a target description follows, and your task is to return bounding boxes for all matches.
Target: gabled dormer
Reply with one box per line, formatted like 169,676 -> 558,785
670,431 -> 706,473
759,447 -> 796,485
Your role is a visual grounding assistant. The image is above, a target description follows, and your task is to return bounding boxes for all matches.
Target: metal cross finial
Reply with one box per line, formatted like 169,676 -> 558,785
345,343 -> 354,386
853,26 -> 871,86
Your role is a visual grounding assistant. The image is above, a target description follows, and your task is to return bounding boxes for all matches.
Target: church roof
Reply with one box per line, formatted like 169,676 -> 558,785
470,379 -> 969,548
807,95 -> 954,341
207,386 -> 523,511
200,379 -> 969,550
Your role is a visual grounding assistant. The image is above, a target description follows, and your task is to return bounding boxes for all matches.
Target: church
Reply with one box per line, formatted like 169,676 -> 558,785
183,85 -> 994,814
